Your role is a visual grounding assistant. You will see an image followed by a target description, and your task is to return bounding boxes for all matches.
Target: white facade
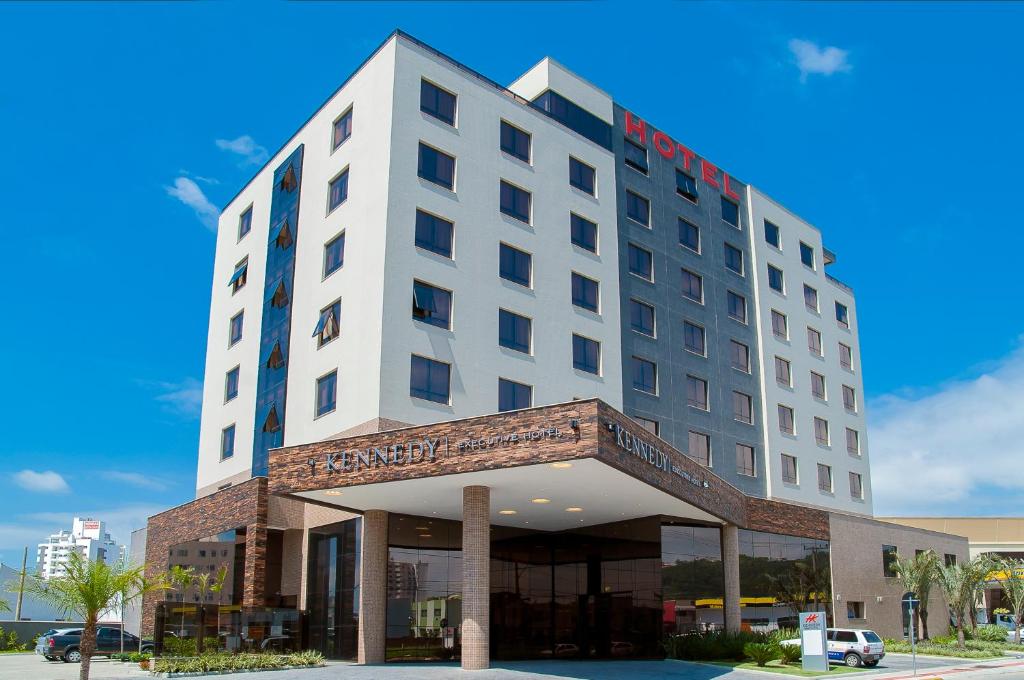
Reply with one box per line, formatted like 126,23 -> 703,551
36,517 -> 121,580
746,187 -> 872,515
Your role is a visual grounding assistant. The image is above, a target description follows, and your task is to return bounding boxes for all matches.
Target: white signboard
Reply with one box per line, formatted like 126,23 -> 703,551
799,611 -> 829,672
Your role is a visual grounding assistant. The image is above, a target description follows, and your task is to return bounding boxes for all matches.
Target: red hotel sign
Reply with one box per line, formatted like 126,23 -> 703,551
623,111 -> 741,201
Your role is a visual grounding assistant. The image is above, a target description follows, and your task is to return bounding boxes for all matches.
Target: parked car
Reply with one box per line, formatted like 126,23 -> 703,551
37,627 -> 154,663
781,627 -> 885,668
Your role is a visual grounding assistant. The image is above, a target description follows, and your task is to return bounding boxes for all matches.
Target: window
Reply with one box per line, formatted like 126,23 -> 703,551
727,291 -> 746,323
323,232 -> 345,277
846,427 -> 860,455
736,444 -> 755,477
572,334 -> 600,374
817,463 -> 833,492
410,355 -> 451,404
420,80 -> 456,125
771,310 -> 788,339
800,242 -> 815,269
724,243 -> 744,275
569,157 -> 596,195
810,371 -> 827,399
571,272 -> 599,312
313,299 -> 341,347
628,243 -> 653,281
498,378 -> 532,412
412,281 -> 452,329
733,391 -> 753,424
804,284 -> 819,312
807,327 -> 822,356
676,170 -> 698,202
499,120 -> 531,162
781,454 -> 798,484
229,257 -> 248,294
634,417 -> 659,436
632,357 -> 657,394
730,340 -> 750,373
678,218 -> 700,252
328,168 -> 349,212
843,385 -> 857,412
945,553 -> 957,567
839,342 -> 853,370
498,309 -> 531,354
836,301 -> 850,328
316,370 -> 337,417
332,107 -> 353,149
570,213 -> 597,252
224,367 -> 239,402
686,375 -> 708,410
229,311 -> 244,347
499,243 -> 531,287
221,425 -> 235,461
814,417 -> 830,446
626,190 -> 650,226
630,299 -> 655,337
721,196 -> 739,227
768,264 -> 784,293
778,405 -> 795,435
682,268 -> 703,303
624,138 -> 648,173
764,220 -> 780,247
849,471 -> 864,499
415,210 -> 454,258
847,601 -> 865,620
688,431 -> 711,466
776,357 -> 791,386
882,545 -> 898,577
238,206 -> 252,240
500,180 -> 531,223
418,143 -> 455,190
684,321 -> 705,355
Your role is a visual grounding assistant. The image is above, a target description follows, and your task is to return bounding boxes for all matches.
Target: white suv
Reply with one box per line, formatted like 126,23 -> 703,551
783,628 -> 885,667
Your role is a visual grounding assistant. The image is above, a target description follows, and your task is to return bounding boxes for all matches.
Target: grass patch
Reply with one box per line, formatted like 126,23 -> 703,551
707,660 -> 865,676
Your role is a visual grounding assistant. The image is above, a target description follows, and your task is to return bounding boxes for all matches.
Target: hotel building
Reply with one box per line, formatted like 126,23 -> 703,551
142,31 -> 966,668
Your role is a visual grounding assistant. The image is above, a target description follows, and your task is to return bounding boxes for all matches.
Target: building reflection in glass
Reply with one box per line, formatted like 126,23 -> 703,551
306,518 -> 361,659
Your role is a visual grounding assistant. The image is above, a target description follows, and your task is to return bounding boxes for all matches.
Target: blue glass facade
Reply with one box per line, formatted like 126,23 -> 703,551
251,146 -> 305,477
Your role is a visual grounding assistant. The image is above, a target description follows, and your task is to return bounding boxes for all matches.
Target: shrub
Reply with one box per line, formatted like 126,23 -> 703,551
744,641 -> 781,667
664,630 -> 778,661
779,642 -> 802,664
151,652 -> 322,673
0,627 -> 26,652
289,650 -> 326,666
976,625 -> 1008,642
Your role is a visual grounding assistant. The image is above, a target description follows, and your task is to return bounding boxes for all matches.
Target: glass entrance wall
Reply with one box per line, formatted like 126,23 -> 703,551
306,518 -> 361,659
661,524 -> 725,634
738,530 -> 831,631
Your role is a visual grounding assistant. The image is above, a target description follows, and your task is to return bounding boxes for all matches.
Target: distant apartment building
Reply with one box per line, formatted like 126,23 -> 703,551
37,517 -> 121,579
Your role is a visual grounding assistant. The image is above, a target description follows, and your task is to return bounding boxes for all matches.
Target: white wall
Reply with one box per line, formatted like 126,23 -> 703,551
747,187 -> 872,515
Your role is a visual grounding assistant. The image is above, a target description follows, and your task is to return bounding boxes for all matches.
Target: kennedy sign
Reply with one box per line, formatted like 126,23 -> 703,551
606,421 -> 710,489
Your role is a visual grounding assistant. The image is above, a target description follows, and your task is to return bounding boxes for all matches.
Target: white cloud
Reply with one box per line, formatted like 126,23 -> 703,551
14,470 -> 70,494
870,343 -> 1024,515
166,177 -> 218,230
215,135 -> 269,166
788,38 -> 852,82
101,471 -> 168,491
149,377 -> 203,418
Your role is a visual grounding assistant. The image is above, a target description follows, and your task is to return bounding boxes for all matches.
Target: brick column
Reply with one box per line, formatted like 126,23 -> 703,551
722,523 -> 742,633
462,486 -> 490,670
358,510 -> 388,664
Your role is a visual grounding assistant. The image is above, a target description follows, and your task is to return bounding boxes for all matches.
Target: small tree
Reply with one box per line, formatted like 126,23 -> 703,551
19,552 -> 164,680
167,565 -> 195,640
997,558 -> 1024,645
893,550 -> 939,639
936,555 -> 995,649
193,565 -> 227,654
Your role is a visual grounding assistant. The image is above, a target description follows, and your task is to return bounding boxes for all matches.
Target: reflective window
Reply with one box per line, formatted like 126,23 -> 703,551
532,89 -> 613,149
724,243 -> 743,275
687,431 -> 710,466
624,138 -> 648,173
570,213 -> 597,252
569,157 -> 595,195
420,80 -> 456,125
678,218 -> 700,252
661,524 -> 722,635
572,334 -> 600,374
814,417 -> 830,446
500,181 -> 531,223
804,284 -> 819,312
221,425 -> 235,460
316,370 -> 337,417
498,378 -> 532,412
736,530 -> 831,630
634,416 -> 659,435
727,291 -> 746,323
410,355 -> 450,404
721,197 -> 739,227
328,169 -> 349,212
882,545 -> 898,577
676,170 -> 698,203
684,321 -> 705,356
764,220 -> 780,247
836,302 -> 850,328
499,244 -> 531,287
733,391 -> 753,424
324,232 -> 345,277
498,309 -> 531,354
811,371 -> 827,400
238,206 -> 252,240
781,454 -> 798,484
412,281 -> 452,330
632,357 -> 657,394
332,108 -> 353,150
626,190 -> 650,226
628,243 -> 653,281
682,268 -> 703,303
686,375 -> 708,410
818,463 -> 833,492
229,311 -> 244,347
500,121 -> 531,162
307,518 -> 361,659
418,144 -> 455,190
839,342 -> 853,370
571,272 -> 599,312
775,356 -> 791,386
225,367 -> 239,402
730,339 -> 750,373
807,327 -> 822,356
843,385 -> 857,412
415,210 -> 454,258
630,299 -> 655,337
846,427 -> 860,455
800,242 -> 815,269
771,310 -> 788,339
768,264 -> 784,293
778,405 -> 795,435
736,444 -> 755,477
849,472 -> 863,499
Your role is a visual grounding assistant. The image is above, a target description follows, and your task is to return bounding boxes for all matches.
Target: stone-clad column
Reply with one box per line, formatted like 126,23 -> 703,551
722,523 -> 742,633
357,510 -> 388,664
462,486 -> 490,670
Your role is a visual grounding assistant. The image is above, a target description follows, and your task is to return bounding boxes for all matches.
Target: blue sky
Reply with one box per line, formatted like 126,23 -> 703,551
3,1 -> 1024,566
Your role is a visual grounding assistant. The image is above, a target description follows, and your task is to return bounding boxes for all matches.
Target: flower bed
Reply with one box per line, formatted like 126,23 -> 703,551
151,651 -> 324,676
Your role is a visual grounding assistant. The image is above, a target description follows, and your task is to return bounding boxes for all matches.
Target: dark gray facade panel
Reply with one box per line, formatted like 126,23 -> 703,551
611,104 -> 766,497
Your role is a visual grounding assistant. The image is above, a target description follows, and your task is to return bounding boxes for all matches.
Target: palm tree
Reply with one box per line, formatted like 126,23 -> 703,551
193,565 -> 227,654
20,552 -> 165,680
0,598 -> 10,613
167,565 -> 195,640
935,555 -> 995,649
893,550 -> 939,640
996,558 -> 1024,645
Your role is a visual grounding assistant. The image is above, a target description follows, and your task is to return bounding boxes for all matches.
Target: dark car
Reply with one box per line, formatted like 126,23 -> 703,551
37,627 -> 154,663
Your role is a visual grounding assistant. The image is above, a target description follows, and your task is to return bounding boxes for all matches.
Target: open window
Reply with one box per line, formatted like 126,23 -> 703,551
266,341 -> 285,369
280,165 -> 297,193
313,301 -> 341,347
228,258 -> 248,294
269,280 -> 289,308
262,405 -> 281,433
270,218 -> 293,250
